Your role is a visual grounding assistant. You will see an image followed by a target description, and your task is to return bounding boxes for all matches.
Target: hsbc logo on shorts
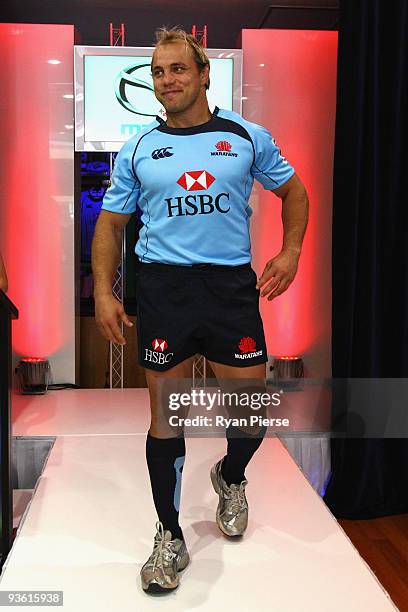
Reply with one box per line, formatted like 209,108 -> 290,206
177,170 -> 215,191
144,338 -> 174,364
234,337 -> 263,360
152,338 -> 168,352
166,170 -> 230,217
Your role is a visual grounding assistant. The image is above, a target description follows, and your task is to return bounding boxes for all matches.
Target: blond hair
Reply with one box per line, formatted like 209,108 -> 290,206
153,27 -> 210,90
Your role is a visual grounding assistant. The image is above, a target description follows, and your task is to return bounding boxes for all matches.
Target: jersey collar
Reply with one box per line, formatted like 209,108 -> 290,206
156,106 -> 220,135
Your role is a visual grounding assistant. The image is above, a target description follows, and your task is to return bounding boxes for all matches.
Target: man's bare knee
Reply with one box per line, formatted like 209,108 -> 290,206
145,357 -> 194,437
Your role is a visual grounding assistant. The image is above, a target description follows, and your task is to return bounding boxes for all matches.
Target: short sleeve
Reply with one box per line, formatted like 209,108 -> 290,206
101,140 -> 141,214
251,125 -> 295,190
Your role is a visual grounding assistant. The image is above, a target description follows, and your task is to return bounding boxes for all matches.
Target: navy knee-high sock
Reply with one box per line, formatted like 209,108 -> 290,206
146,433 -> 185,540
221,425 -> 267,486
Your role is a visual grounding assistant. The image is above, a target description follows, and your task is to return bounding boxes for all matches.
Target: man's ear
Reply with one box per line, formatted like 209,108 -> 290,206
201,65 -> 210,88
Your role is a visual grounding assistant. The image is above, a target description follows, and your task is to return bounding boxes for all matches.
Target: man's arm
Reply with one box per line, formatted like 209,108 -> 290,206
0,252 -> 8,293
256,173 -> 309,300
92,210 -> 133,344
92,210 -> 131,297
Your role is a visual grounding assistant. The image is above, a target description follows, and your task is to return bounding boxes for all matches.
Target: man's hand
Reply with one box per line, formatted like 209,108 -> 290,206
256,248 -> 300,300
94,294 -> 133,345
258,172 -> 308,301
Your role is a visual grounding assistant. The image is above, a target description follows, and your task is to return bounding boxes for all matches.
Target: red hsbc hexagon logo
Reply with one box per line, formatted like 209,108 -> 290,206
152,338 -> 168,352
177,170 -> 215,191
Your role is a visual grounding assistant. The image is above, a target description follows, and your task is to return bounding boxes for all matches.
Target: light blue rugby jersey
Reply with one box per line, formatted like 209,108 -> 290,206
101,106 -> 295,265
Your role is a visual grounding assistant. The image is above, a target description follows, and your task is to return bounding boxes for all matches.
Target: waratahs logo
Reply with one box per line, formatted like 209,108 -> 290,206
239,337 -> 257,354
211,140 -> 238,157
115,63 -> 158,117
234,337 -> 263,360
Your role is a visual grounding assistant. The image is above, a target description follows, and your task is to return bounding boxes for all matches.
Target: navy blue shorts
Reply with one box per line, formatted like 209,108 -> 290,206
136,262 -> 267,372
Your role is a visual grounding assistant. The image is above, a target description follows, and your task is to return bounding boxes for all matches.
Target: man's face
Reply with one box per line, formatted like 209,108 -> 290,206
151,42 -> 208,115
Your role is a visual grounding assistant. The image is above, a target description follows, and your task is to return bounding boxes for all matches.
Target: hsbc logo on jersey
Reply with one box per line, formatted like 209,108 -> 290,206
234,337 -> 263,360
144,338 -> 174,364
211,141 -> 238,157
166,170 -> 230,217
177,170 -> 215,191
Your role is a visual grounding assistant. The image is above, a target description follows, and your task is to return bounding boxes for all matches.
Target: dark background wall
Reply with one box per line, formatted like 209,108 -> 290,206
2,0 -> 338,47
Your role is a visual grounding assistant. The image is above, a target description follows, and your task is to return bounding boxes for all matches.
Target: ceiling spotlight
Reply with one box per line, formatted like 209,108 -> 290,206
48,59 -> 61,65
63,94 -> 74,99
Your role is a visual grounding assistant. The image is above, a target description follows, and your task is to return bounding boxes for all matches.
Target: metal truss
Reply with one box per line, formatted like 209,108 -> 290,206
109,152 -> 126,388
192,354 -> 207,388
108,24 -> 126,388
109,23 -> 125,46
110,265 -> 124,388
191,25 -> 208,47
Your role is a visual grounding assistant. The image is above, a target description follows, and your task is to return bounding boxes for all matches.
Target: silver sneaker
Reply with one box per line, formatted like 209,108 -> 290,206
140,521 -> 190,593
210,458 -> 248,536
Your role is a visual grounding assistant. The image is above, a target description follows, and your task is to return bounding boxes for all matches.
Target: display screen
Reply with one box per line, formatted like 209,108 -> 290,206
75,47 -> 242,151
84,56 -> 233,142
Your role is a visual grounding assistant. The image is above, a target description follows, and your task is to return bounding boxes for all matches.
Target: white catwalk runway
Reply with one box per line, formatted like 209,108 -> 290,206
1,389 -> 397,611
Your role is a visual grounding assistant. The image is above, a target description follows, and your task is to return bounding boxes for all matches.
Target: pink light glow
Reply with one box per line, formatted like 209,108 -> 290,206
242,30 -> 338,377
0,24 -> 74,358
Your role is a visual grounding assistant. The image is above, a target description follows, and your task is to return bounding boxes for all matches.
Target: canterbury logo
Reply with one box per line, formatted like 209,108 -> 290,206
152,147 -> 174,159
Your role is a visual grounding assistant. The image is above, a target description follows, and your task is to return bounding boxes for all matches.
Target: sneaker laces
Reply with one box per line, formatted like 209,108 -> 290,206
147,521 -> 177,572
225,480 -> 248,514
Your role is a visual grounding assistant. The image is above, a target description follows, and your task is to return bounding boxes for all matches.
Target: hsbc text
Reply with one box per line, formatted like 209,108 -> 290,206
144,349 -> 174,364
165,193 -> 230,217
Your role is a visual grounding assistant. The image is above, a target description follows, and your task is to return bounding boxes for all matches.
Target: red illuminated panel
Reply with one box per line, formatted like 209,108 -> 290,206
0,24 -> 74,363
242,30 -> 338,377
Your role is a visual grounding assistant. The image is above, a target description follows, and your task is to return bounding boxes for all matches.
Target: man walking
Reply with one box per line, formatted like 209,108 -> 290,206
92,27 -> 308,594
